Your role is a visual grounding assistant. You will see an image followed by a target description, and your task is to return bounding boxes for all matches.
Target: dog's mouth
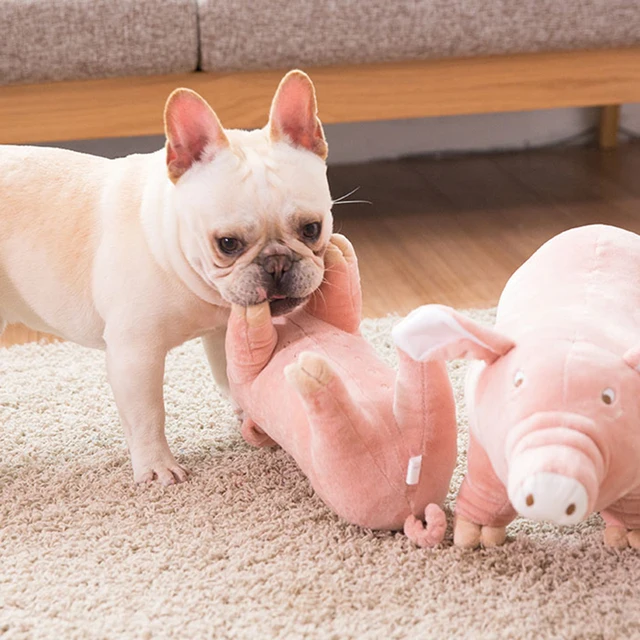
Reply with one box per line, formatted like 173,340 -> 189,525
268,296 -> 309,316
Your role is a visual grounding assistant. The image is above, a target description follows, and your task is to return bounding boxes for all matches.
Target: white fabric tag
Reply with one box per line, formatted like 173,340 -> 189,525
406,455 -> 423,485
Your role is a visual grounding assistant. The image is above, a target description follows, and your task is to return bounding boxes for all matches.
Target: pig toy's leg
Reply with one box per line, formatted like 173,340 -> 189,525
305,234 -> 362,334
226,302 -> 279,447
394,350 -> 457,547
285,351 -> 372,474
285,351 -> 364,439
454,433 -> 516,549
226,302 -> 278,385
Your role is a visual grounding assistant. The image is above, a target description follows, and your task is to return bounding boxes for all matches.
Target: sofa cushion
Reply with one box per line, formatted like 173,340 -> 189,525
198,0 -> 640,72
1,0 -> 198,85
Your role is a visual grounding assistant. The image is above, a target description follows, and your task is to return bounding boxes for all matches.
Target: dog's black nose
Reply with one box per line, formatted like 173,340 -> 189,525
262,254 -> 292,283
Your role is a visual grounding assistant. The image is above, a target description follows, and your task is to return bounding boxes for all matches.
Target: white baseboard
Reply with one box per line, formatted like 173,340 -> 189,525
41,104 -> 640,165
324,103 -> 640,164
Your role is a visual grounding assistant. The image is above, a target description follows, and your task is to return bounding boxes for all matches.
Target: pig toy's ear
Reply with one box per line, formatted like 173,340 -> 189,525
392,304 -> 515,364
623,344 -> 640,372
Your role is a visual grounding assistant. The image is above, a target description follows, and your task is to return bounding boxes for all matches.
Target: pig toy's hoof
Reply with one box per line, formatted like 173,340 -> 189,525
404,504 -> 447,548
628,530 -> 640,549
453,516 -> 482,549
603,526 -> 640,549
329,233 -> 357,262
480,525 -> 507,548
453,517 -> 506,549
604,525 -> 629,549
285,352 -> 335,394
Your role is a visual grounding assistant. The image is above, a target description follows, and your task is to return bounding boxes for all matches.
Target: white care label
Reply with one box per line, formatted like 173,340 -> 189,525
405,455 -> 423,485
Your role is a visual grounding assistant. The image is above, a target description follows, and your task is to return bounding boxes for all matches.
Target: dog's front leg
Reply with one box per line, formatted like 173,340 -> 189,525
106,343 -> 189,485
202,326 -> 230,398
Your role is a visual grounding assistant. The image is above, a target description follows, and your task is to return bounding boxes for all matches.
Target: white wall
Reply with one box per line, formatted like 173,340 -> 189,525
43,104 -> 640,164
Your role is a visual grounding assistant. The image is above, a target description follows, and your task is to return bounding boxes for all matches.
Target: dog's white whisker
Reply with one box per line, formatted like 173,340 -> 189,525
313,286 -> 330,312
319,279 -> 340,291
332,199 -> 372,206
332,186 -> 361,203
320,268 -> 342,281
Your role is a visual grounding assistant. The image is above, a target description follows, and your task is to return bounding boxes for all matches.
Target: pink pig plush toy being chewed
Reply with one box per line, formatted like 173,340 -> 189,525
225,234 -> 457,546
393,224 -> 640,550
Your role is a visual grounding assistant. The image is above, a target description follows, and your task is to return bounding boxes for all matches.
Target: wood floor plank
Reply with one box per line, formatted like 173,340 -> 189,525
569,144 -> 640,199
492,148 -> 640,231
574,147 -> 637,198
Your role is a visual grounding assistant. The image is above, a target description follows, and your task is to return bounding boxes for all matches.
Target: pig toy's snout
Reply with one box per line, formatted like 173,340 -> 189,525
504,413 -> 606,526
509,472 -> 589,525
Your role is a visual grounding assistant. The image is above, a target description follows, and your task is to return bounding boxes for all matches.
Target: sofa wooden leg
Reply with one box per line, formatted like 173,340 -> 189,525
598,105 -> 620,150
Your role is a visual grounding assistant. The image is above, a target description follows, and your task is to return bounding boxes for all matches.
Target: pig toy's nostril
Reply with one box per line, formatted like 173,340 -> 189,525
566,503 -> 576,516
526,494 -> 534,507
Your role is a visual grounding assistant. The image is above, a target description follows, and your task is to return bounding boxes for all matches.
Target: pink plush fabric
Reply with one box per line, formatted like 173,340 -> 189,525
394,224 -> 640,549
226,235 -> 457,545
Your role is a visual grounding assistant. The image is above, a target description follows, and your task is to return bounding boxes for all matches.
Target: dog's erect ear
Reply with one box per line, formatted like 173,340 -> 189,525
269,70 -> 328,160
164,88 -> 229,183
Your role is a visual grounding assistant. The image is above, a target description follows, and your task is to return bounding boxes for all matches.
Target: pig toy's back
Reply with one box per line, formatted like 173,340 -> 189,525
226,235 -> 457,546
394,225 -> 640,549
498,224 -> 640,348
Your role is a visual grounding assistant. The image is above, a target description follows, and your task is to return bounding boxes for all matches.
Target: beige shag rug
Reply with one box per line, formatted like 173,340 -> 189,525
1,310 -> 639,640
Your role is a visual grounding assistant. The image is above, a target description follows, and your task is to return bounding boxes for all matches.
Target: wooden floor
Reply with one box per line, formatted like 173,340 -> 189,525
3,141 -> 640,346
330,141 -> 640,316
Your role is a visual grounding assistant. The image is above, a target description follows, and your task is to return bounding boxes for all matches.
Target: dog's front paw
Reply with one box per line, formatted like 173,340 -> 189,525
132,450 -> 189,486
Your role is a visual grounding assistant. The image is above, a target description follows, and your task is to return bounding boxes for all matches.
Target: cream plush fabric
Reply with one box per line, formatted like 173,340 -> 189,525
197,0 -> 640,72
0,0 -> 198,85
2,312 -> 640,638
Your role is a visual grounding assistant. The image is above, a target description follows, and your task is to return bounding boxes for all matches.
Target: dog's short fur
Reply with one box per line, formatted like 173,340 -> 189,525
0,71 -> 333,484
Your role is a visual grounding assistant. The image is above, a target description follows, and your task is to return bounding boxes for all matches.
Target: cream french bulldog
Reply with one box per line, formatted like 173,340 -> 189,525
0,70 -> 333,485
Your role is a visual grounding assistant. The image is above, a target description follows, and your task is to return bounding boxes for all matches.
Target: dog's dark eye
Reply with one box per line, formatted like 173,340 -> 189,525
302,222 -> 321,241
218,237 -> 241,255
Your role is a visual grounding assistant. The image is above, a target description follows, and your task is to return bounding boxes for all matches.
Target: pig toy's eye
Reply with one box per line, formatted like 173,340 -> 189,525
601,388 -> 615,405
514,370 -> 525,387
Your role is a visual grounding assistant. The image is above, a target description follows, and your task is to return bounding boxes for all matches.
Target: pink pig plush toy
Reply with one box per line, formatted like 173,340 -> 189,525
393,224 -> 640,549
225,234 -> 457,546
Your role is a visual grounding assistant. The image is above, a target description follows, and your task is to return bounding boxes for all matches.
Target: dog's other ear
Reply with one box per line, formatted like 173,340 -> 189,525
164,88 -> 229,183
269,70 -> 328,160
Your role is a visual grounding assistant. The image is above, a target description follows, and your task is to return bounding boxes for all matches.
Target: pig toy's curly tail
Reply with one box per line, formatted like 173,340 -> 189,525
403,504 -> 447,547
